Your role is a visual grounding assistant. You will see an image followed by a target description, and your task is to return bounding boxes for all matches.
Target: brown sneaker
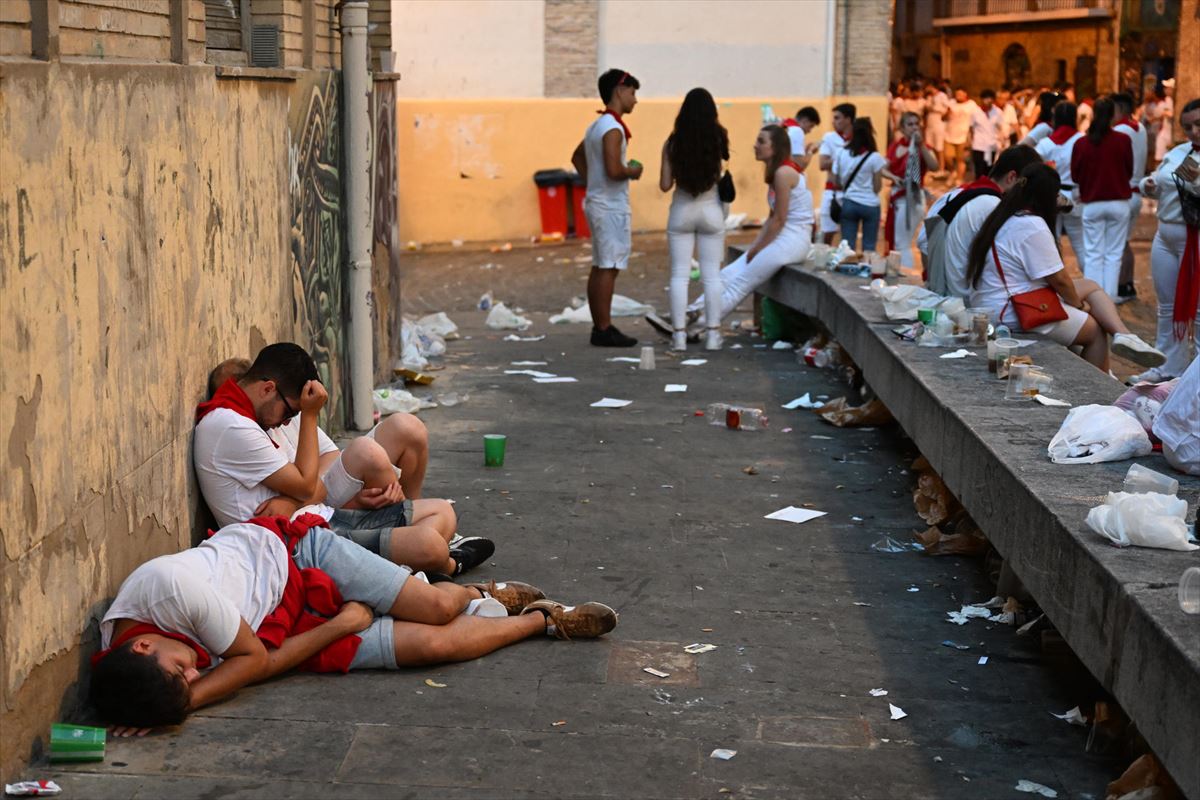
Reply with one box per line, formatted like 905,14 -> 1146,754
521,599 -> 618,640
465,580 -> 545,615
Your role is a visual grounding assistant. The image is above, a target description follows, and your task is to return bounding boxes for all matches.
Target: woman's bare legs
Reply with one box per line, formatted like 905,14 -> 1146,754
1071,314 -> 1109,371
1074,279 -> 1132,335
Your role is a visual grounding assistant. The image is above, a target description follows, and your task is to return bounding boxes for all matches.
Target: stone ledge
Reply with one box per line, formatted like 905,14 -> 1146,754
214,65 -> 299,81
756,260 -> 1200,798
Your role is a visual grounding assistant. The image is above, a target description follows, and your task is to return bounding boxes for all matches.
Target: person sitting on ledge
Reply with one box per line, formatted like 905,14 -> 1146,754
194,343 -> 492,577
91,513 -> 617,735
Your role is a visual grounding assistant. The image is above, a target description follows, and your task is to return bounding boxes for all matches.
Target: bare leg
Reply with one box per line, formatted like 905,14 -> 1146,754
368,413 -> 429,499
1075,279 -> 1131,335
387,574 -> 483,624
390,613 -> 545,666
386,498 -> 458,574
1071,315 -> 1109,371
588,267 -> 618,330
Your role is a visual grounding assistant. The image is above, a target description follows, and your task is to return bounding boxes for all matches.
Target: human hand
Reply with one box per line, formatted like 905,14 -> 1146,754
299,380 -> 328,413
1176,160 -> 1199,183
354,480 -> 404,510
254,495 -> 303,518
335,601 -> 374,633
911,128 -> 922,145
627,161 -> 644,180
1143,176 -> 1157,195
1079,300 -> 1091,314
806,141 -> 820,155
109,725 -> 154,738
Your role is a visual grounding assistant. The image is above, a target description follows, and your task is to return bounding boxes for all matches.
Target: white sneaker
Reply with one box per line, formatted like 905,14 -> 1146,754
1111,333 -> 1166,368
671,331 -> 687,351
705,328 -> 723,351
1128,365 -> 1173,385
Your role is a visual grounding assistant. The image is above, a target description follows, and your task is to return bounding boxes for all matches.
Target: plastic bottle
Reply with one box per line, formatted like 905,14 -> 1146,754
704,403 -> 768,430
994,323 -> 1011,341
706,403 -> 730,424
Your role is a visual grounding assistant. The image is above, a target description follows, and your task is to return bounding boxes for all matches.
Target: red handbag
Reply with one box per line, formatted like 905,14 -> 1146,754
992,245 -> 1068,330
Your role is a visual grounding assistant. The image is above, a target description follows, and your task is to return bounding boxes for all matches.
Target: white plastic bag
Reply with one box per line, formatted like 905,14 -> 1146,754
1047,404 -> 1153,464
869,283 -> 945,321
485,302 -> 532,331
1085,491 -> 1197,551
549,294 -> 654,324
1152,355 -> 1200,476
373,387 -> 422,416
416,311 -> 459,340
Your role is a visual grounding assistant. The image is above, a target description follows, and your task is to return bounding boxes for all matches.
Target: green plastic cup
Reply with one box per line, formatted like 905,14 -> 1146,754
917,306 -> 937,325
50,723 -> 106,762
483,434 -> 507,467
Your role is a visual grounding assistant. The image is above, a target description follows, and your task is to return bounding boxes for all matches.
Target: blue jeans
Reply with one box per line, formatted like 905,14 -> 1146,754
839,198 -> 881,252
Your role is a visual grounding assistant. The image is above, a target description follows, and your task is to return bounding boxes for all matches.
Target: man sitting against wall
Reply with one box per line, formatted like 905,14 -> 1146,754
194,343 -> 493,578
91,513 -> 617,735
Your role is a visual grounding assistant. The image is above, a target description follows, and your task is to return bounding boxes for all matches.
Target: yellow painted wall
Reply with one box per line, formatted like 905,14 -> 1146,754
0,61 -> 302,775
396,96 -> 889,244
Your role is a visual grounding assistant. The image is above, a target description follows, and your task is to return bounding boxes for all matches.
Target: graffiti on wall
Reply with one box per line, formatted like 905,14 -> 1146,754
370,79 -> 401,379
288,71 -> 347,427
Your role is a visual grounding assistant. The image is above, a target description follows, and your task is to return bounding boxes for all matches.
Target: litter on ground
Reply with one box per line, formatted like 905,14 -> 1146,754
1014,780 -> 1058,797
590,397 -> 632,408
869,688 -> 888,697
643,667 -> 670,678
665,384 -> 687,393
764,506 -> 827,524
503,334 -> 546,342
710,749 -> 737,760
889,704 -> 908,720
1050,707 -> 1087,726
783,393 -> 825,410
679,358 -> 708,366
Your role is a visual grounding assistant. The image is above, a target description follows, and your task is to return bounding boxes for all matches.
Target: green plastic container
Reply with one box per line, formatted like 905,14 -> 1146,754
49,723 -> 106,762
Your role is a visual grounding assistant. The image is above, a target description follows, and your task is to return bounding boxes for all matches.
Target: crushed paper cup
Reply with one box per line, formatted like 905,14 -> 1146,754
4,782 -> 62,797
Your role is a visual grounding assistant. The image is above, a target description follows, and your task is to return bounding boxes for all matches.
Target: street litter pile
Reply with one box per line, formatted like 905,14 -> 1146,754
549,294 -> 654,325
791,330 -> 896,428
376,312 -> 466,417
910,456 -> 990,557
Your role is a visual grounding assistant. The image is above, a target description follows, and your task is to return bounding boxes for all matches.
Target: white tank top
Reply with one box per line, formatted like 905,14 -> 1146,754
768,163 -> 814,231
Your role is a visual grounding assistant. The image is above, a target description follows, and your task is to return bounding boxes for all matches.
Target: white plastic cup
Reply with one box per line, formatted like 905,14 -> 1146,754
1123,463 -> 1180,495
638,345 -> 656,371
1181,567 -> 1200,615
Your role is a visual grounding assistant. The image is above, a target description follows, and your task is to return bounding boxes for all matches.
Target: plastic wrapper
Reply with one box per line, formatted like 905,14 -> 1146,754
416,311 -> 459,340
816,397 -> 894,428
1152,355 -> 1200,476
1085,491 -> 1197,551
4,782 -> 61,797
1047,405 -> 1153,464
485,302 -> 533,331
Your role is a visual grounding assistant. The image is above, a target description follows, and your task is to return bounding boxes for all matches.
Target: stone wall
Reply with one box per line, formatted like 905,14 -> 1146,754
1177,0 -> 1199,116
833,0 -> 894,95
543,0 -> 597,98
942,22 -> 1119,96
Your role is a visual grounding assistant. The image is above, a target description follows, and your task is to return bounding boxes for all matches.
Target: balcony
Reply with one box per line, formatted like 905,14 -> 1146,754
933,0 -> 1115,27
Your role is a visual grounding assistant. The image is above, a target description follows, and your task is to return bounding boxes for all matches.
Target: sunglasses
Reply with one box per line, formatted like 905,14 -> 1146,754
278,390 -> 299,421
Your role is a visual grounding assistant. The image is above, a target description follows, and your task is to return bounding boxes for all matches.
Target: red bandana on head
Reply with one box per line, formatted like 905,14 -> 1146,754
1049,125 -> 1077,145
90,623 -> 212,669
598,109 -> 631,141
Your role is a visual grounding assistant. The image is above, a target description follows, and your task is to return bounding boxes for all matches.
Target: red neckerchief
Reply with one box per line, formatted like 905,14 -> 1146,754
959,175 -> 1001,193
781,160 -> 804,173
1175,147 -> 1200,340
1049,125 -> 1077,145
195,378 -> 278,448
597,109 -> 631,141
840,131 -> 851,142
886,137 -> 910,174
1114,116 -> 1140,132
782,118 -> 802,129
91,623 -> 212,669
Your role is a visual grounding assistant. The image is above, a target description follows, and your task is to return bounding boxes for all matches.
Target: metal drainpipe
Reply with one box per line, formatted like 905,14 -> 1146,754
340,1 -> 374,431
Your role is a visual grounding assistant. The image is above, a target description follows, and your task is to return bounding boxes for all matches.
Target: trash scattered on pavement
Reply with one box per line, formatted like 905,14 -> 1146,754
4,782 -> 61,797
811,434 -> 833,440
889,704 -> 908,720
1047,404 -> 1153,464
396,367 -> 436,385
505,369 -> 557,379
1033,395 -> 1070,407
434,392 -> 467,408
424,679 -> 447,688
742,466 -> 759,475
977,656 -> 988,665
818,397 -> 895,427
869,535 -> 923,553
665,384 -> 687,393
852,602 -> 872,607
783,393 -> 825,409
607,356 -> 641,363
684,643 -> 718,654
1014,779 -> 1057,797
486,302 -> 533,331
869,688 -> 888,697
549,294 -> 654,324
503,334 -> 546,342
552,720 -> 567,727
643,667 -> 670,678
1106,753 -> 1180,800
941,640 -> 970,650
709,749 -> 738,760
771,340 -> 793,350
907,587 -> 920,592
915,524 -> 989,557
706,404 -> 768,430
679,358 -> 708,366
373,386 -> 430,416
591,397 -> 632,408
478,291 -> 494,311
511,360 -> 548,366
764,506 -> 827,524
534,376 -> 577,383
416,311 -> 460,339
1050,707 -> 1087,726
1086,492 -> 1196,551
939,349 -> 976,359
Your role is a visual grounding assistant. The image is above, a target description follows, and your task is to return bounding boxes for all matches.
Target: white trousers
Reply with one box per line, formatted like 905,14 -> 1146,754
688,225 -> 812,323
1056,209 -> 1086,271
667,189 -> 725,330
892,197 -> 924,269
1081,199 -> 1131,298
1150,222 -> 1200,377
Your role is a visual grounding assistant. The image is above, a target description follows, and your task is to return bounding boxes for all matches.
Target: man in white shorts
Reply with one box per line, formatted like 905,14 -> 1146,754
194,343 -> 493,577
571,68 -> 642,348
946,87 -> 978,186
817,103 -> 855,244
90,514 -> 617,733
1112,92 -> 1149,303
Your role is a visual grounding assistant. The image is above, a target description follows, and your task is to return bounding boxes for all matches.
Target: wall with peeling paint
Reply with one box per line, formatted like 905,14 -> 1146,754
395,96 -> 889,244
0,61 -> 347,774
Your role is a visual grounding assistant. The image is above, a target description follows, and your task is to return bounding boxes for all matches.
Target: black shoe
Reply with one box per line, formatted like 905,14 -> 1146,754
1116,282 -> 1137,305
644,313 -> 673,338
590,325 -> 638,347
424,572 -> 456,584
450,537 -> 495,575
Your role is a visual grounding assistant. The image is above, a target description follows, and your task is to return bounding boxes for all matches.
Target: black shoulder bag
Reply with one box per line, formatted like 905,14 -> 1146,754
830,153 -> 868,224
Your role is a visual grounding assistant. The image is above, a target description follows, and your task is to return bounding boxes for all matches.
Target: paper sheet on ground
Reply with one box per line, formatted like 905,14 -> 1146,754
680,358 -> 708,366
510,360 -> 548,366
505,369 -> 557,379
772,340 -> 793,350
534,376 -> 578,383
764,506 -> 827,524
503,334 -> 545,342
665,384 -> 687,393
889,704 -> 907,720
549,294 -> 654,324
590,397 -> 632,408
869,688 -> 888,697
1050,707 -> 1086,726
1033,395 -> 1070,407
607,356 -> 641,363
783,393 -> 824,409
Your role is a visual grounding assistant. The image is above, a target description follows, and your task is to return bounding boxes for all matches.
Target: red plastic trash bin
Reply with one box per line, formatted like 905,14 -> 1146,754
569,172 -> 590,239
533,169 -> 571,236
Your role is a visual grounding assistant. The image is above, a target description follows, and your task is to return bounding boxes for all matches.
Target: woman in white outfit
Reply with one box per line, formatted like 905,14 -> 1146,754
964,163 -> 1165,373
658,88 -> 729,351
1034,101 -> 1086,268
685,125 -> 812,338
884,112 -> 936,269
1071,98 -> 1133,299
1133,98 -> 1200,382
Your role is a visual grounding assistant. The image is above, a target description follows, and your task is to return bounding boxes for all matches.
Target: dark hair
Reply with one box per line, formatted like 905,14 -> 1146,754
1181,98 -> 1200,116
1036,92 -> 1060,124
980,89 -> 996,100
1111,92 -> 1134,114
206,357 -> 251,399
1086,98 -> 1116,145
241,343 -> 318,399
989,144 -> 1042,180
966,163 -> 1061,289
847,118 -> 877,155
90,642 -> 191,728
796,106 -> 821,125
760,125 -> 792,184
832,103 -> 856,120
667,88 -> 730,196
598,68 -> 639,105
1052,101 -> 1077,129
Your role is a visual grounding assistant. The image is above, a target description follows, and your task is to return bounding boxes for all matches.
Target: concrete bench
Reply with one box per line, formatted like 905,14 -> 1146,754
754,260 -> 1200,798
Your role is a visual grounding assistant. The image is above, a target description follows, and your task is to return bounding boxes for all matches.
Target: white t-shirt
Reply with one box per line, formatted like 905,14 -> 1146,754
1025,121 -> 1052,146
833,149 -> 886,207
944,194 -> 1001,298
267,417 -> 341,519
946,99 -> 978,144
787,125 -> 806,158
1113,121 -> 1148,185
999,104 -> 1019,142
917,188 -> 959,257
101,523 -> 289,660
967,214 -> 1064,327
195,409 -> 290,528
1035,131 -> 1084,201
970,106 -> 1003,153
927,92 -> 949,126
583,114 -> 628,214
819,130 -> 848,179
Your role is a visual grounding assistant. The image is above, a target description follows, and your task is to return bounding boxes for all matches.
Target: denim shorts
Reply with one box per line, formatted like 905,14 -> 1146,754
291,527 -> 408,671
328,500 -> 412,556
